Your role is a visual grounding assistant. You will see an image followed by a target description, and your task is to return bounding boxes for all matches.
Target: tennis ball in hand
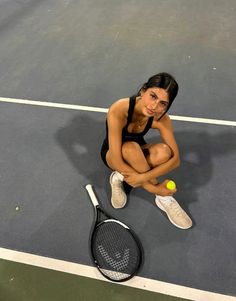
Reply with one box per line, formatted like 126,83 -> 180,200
166,180 -> 176,190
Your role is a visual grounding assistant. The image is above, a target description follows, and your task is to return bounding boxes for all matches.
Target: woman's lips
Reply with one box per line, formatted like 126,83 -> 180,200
146,108 -> 155,115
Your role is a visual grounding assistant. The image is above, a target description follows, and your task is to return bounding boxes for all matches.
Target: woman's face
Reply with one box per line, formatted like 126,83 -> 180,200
140,87 -> 169,117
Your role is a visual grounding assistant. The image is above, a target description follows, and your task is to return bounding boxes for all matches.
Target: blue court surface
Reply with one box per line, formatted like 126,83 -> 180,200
0,1 -> 235,300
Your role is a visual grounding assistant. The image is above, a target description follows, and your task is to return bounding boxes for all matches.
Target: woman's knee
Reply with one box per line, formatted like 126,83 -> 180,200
149,143 -> 172,166
122,141 -> 142,159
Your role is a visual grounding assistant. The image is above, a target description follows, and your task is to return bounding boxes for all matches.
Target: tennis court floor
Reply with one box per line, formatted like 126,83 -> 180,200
0,1 -> 235,300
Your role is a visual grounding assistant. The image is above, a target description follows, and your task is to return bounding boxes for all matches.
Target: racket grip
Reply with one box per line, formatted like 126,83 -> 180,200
85,184 -> 99,206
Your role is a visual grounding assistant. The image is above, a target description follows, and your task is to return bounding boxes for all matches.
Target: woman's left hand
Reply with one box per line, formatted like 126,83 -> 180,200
121,171 -> 146,187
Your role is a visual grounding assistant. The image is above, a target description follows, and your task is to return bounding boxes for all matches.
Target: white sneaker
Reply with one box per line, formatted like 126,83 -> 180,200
110,171 -> 127,209
155,195 -> 192,229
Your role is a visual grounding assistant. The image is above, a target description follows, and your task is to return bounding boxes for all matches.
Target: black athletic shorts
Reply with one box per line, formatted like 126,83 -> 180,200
100,137 -> 148,168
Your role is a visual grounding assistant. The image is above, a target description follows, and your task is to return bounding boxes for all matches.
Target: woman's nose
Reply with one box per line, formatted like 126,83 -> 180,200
150,100 -> 158,109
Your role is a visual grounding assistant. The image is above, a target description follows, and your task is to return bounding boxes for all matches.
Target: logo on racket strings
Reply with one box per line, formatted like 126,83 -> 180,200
98,245 -> 130,270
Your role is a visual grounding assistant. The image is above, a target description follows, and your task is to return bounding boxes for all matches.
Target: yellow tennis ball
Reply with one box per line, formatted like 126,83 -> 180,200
166,180 -> 176,190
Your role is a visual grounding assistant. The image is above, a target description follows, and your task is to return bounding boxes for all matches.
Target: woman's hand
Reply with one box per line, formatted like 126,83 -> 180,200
156,179 -> 177,196
121,171 -> 146,187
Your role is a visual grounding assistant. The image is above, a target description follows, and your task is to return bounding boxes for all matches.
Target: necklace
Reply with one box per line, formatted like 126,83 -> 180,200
137,118 -> 147,128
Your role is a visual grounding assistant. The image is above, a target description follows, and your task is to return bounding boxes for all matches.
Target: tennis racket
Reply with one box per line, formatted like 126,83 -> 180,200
85,184 -> 142,282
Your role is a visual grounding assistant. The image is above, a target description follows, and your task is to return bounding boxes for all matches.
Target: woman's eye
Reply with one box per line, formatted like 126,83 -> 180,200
160,101 -> 168,107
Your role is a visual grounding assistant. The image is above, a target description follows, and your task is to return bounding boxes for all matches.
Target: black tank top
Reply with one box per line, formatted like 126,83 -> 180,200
105,95 -> 154,145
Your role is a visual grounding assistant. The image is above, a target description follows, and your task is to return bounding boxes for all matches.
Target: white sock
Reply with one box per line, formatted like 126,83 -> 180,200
155,195 -> 172,203
112,171 -> 124,182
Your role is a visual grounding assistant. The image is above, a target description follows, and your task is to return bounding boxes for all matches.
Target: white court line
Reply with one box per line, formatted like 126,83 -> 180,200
0,96 -> 236,127
0,247 -> 235,301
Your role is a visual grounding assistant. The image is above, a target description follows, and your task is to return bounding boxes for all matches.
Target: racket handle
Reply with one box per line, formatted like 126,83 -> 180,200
85,184 -> 99,207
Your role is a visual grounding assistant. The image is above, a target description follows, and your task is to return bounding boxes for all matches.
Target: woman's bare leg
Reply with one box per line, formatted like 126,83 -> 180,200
121,142 -> 172,189
105,141 -> 172,195
106,141 -> 192,229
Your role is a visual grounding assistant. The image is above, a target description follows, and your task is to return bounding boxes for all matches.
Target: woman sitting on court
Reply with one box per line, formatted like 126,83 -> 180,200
100,73 -> 192,230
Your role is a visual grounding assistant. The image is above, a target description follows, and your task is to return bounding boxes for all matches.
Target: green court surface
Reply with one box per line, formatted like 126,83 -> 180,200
0,259 -> 190,301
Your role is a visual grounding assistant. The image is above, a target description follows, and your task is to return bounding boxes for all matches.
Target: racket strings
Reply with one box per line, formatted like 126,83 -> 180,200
92,221 -> 141,281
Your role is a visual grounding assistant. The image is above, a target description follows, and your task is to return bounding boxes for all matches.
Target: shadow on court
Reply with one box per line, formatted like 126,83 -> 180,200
54,113 -> 236,216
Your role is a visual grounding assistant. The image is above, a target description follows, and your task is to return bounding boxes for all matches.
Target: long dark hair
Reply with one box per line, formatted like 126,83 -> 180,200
137,72 -> 179,118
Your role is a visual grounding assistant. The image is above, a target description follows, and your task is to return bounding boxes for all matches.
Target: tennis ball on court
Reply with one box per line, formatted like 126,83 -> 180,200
166,180 -> 176,190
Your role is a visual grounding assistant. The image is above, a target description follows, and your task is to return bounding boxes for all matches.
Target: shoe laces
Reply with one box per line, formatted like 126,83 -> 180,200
169,200 -> 184,217
113,180 -> 123,195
